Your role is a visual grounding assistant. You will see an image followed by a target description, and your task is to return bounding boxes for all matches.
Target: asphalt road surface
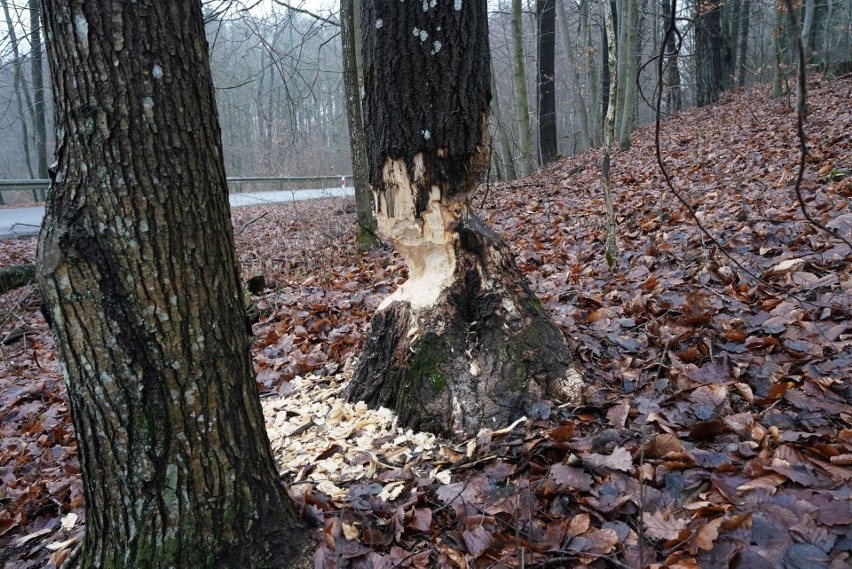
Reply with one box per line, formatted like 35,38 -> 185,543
0,187 -> 354,239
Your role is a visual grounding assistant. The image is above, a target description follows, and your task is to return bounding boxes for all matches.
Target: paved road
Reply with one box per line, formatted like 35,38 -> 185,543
0,187 -> 354,239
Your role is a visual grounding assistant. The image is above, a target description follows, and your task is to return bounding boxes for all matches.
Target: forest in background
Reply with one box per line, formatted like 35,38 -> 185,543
2,0 -> 852,200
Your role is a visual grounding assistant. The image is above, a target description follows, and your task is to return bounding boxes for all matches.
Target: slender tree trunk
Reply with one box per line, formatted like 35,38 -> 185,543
537,0 -> 558,164
661,0 -> 682,113
512,0 -> 535,175
614,0 -> 627,137
601,3 -> 612,125
801,0 -> 815,60
2,0 -> 35,179
735,0 -> 750,86
581,0 -> 600,146
696,0 -> 724,106
342,0 -> 379,250
617,0 -> 638,150
37,1 -> 309,566
557,0 -> 591,151
602,0 -> 618,268
348,0 -> 582,436
29,0 -> 48,182
772,1 -> 784,98
491,54 -> 517,180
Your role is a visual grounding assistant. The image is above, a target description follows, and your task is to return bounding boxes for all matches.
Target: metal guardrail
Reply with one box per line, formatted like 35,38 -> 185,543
0,176 -> 352,204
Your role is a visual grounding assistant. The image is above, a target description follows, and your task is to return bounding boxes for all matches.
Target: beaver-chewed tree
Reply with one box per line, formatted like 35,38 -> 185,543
346,0 -> 583,436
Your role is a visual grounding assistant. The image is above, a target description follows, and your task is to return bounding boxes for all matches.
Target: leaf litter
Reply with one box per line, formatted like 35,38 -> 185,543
1,77 -> 851,568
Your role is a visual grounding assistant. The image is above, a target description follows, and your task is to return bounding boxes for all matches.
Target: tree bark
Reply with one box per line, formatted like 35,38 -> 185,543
601,0 -> 619,268
537,0 -> 558,164
617,0 -> 638,150
772,2 -> 784,99
735,0 -> 750,86
661,0 -> 682,113
29,0 -> 48,182
511,0 -> 536,176
350,0 -> 582,437
36,1 -> 309,567
696,0 -> 724,106
342,0 -> 379,250
556,0 -> 591,152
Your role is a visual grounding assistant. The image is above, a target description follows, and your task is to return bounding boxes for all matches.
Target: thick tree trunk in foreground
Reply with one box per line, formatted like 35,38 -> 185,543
349,0 -> 581,436
37,2 -> 308,567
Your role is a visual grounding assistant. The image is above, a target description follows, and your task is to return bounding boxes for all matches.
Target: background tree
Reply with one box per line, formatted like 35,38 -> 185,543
346,0 -> 582,436
661,0 -> 682,112
511,0 -> 535,175
537,0 -> 558,164
601,0 -> 619,267
695,0 -> 723,106
28,0 -> 46,180
342,0 -> 379,251
36,1 -> 309,566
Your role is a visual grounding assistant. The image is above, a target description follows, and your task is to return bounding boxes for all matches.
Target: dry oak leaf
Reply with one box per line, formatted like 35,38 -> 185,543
548,463 -> 594,491
584,446 -> 634,472
643,509 -> 690,541
689,516 -> 723,553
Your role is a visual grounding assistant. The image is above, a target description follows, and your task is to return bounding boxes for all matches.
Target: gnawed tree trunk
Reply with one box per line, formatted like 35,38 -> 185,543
348,0 -> 582,437
37,1 -> 309,567
342,0 -> 379,250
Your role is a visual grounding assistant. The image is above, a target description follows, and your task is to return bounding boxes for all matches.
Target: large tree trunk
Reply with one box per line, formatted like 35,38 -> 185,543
537,0 -> 558,164
511,0 -> 536,176
36,1 -> 309,567
342,0 -> 379,250
696,0 -> 724,106
617,0 -> 638,150
349,0 -> 582,437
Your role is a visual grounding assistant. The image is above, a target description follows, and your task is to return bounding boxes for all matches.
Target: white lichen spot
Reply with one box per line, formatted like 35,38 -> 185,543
437,26 -> 441,31
142,96 -> 154,120
74,14 -> 89,53
431,40 -> 442,54
454,0 -> 463,10
152,64 -> 163,79
185,391 -> 195,405
419,29 -> 428,41
375,18 -> 383,29
430,0 -> 437,7
422,0 -> 429,11
422,129 -> 431,140
413,27 -> 420,36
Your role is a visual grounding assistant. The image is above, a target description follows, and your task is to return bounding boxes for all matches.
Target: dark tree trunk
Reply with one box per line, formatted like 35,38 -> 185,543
661,0 -> 682,112
537,0 -> 558,165
36,1 -> 309,567
735,0 -> 750,86
696,0 -> 724,107
342,0 -> 379,251
350,0 -> 582,437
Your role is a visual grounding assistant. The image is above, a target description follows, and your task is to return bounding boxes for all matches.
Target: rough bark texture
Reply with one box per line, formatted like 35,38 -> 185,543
348,217 -> 581,435
362,0 -> 491,213
696,0 -> 724,107
37,1 -> 309,567
350,0 -> 581,437
537,0 -> 558,164
602,0 -> 619,268
342,0 -> 379,251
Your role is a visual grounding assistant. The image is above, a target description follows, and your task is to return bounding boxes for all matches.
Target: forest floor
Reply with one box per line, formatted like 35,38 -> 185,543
1,76 -> 850,568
